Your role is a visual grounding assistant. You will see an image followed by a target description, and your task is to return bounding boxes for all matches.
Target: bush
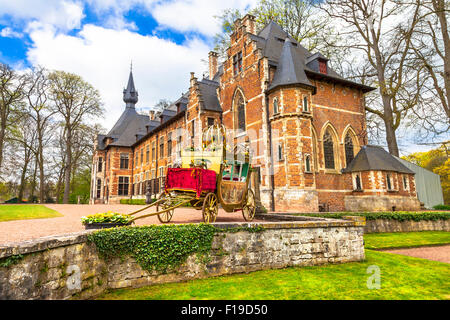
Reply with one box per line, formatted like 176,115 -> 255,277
81,211 -> 134,225
120,199 -> 148,205
298,211 -> 450,221
433,204 -> 450,210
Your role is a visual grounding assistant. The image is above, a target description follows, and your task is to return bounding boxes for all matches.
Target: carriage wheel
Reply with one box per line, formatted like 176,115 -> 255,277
202,193 -> 218,223
157,194 -> 174,223
242,189 -> 256,221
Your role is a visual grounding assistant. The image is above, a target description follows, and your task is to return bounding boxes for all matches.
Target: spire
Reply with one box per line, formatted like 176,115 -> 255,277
123,65 -> 138,108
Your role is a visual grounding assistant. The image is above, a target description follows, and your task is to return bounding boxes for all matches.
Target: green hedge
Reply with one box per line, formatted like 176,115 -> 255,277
120,199 -> 153,205
297,211 -> 450,222
433,204 -> 450,210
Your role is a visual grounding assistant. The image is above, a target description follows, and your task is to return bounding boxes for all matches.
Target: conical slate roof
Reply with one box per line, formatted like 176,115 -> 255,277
268,37 -> 313,92
123,70 -> 138,107
342,145 -> 415,174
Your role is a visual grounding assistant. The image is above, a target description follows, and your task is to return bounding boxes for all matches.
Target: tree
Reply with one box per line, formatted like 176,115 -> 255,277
48,71 -> 104,204
321,0 -> 423,156
23,66 -> 56,203
410,0 -> 450,120
0,63 -> 26,170
213,1 -> 342,64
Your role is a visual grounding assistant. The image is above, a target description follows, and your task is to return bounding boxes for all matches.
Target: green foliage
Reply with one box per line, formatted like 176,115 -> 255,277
298,211 -> 450,221
364,231 -> 450,250
87,224 -> 217,273
0,254 -> 24,268
433,204 -> 450,210
69,168 -> 92,204
81,212 -> 133,225
119,199 -> 150,205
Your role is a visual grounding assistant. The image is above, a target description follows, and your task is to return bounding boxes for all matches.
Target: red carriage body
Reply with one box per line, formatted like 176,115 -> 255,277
165,167 -> 217,198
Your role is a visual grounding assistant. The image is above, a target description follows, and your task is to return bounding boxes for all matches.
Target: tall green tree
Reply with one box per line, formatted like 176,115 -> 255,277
48,71 -> 104,204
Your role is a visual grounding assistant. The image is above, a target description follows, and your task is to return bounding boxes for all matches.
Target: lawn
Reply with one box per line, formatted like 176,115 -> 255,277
0,205 -> 62,222
364,231 -> 450,249
97,232 -> 450,300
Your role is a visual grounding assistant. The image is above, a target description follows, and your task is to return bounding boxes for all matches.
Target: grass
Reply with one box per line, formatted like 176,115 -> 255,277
0,204 -> 62,222
96,232 -> 450,300
365,231 -> 450,250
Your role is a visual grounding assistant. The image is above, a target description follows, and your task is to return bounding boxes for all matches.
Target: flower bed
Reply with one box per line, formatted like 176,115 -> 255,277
81,211 -> 134,229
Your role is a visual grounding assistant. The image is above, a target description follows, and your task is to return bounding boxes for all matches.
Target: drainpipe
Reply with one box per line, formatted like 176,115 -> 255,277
264,92 -> 275,212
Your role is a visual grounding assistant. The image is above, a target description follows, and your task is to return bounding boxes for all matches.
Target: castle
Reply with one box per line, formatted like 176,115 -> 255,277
90,15 -> 420,212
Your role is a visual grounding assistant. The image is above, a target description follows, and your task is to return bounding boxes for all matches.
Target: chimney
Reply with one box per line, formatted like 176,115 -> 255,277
149,110 -> 155,120
242,14 -> 256,35
208,51 -> 218,80
190,72 -> 197,87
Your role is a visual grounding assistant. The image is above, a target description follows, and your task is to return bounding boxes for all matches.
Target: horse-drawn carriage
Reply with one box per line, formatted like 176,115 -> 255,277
129,124 -> 256,223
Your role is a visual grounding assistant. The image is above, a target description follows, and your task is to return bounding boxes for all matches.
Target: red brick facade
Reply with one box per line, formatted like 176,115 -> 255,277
91,15 -> 420,212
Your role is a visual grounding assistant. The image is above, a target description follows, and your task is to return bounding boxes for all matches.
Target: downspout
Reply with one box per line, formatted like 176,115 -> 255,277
264,91 -> 275,212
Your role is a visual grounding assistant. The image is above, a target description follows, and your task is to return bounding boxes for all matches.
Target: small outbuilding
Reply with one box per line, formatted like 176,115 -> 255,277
342,145 -> 421,211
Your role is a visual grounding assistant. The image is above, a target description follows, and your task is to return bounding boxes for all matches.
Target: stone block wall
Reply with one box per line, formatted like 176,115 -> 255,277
0,219 -> 365,300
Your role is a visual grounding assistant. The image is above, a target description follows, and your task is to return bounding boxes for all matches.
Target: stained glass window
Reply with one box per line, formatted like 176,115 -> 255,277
345,133 -> 355,166
323,130 -> 335,169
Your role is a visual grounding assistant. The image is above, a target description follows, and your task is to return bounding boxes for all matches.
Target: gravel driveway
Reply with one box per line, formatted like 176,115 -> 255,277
384,245 -> 450,263
0,204 -> 257,245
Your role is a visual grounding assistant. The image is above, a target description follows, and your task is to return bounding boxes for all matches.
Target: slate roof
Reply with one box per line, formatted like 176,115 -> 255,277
268,37 -> 314,92
342,145 -> 415,174
198,79 -> 221,112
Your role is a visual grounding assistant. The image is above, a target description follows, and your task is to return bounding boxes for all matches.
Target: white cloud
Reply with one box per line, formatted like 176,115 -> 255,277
150,0 -> 258,36
0,0 -> 85,31
26,24 -> 210,129
0,27 -> 23,39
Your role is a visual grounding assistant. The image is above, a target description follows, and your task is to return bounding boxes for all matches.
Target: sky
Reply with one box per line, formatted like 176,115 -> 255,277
0,0 -> 258,130
0,0 -> 443,155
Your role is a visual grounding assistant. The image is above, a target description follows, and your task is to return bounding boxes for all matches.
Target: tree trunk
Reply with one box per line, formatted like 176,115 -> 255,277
63,127 -> 72,204
18,158 -> 30,203
30,156 -> 38,202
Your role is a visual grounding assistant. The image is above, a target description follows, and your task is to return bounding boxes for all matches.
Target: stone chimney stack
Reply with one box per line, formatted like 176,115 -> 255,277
208,51 -> 218,80
149,110 -> 155,120
190,72 -> 197,87
242,14 -> 256,35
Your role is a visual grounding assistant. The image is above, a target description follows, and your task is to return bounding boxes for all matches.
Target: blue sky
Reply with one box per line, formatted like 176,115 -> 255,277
0,0 -> 257,129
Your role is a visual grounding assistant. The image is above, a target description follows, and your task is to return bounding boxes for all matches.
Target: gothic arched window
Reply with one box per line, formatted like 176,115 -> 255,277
345,133 -> 355,167
234,91 -> 246,132
323,130 -> 335,169
305,155 -> 311,172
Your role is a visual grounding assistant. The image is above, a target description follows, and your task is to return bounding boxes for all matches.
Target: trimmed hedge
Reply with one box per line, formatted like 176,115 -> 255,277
296,211 -> 450,222
120,199 -> 152,205
433,204 -> 450,210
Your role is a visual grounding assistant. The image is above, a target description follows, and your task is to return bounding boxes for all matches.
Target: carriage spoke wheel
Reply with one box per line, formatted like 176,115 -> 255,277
202,193 -> 218,223
242,189 -> 256,221
157,194 -> 174,223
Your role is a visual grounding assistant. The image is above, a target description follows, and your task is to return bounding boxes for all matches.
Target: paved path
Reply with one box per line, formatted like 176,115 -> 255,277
0,204 -> 258,245
384,245 -> 450,264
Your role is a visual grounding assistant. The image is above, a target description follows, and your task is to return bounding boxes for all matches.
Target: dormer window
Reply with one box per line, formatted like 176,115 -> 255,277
319,59 -> 327,74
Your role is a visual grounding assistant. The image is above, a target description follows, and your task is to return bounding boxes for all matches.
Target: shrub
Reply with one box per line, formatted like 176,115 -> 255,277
298,211 -> 450,221
81,211 -> 134,225
433,204 -> 450,210
120,199 -> 157,205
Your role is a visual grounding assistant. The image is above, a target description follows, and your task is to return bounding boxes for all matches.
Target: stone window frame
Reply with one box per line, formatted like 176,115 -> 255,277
320,123 -> 341,173
386,172 -> 396,191
304,154 -> 312,173
97,157 -> 103,172
159,135 -> 165,159
145,145 -> 150,164
118,176 -> 130,196
352,172 -> 363,191
152,141 -> 156,161
140,148 -> 144,167
167,132 -> 173,156
273,97 -> 279,115
277,142 -> 284,162
232,88 -> 247,136
233,51 -> 243,76
302,96 -> 309,113
96,179 -> 102,198
119,153 -> 129,170
342,126 -> 360,168
402,174 -> 410,191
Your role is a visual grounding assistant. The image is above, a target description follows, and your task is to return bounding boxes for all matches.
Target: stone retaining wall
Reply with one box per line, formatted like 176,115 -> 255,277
364,219 -> 450,233
0,218 -> 365,300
